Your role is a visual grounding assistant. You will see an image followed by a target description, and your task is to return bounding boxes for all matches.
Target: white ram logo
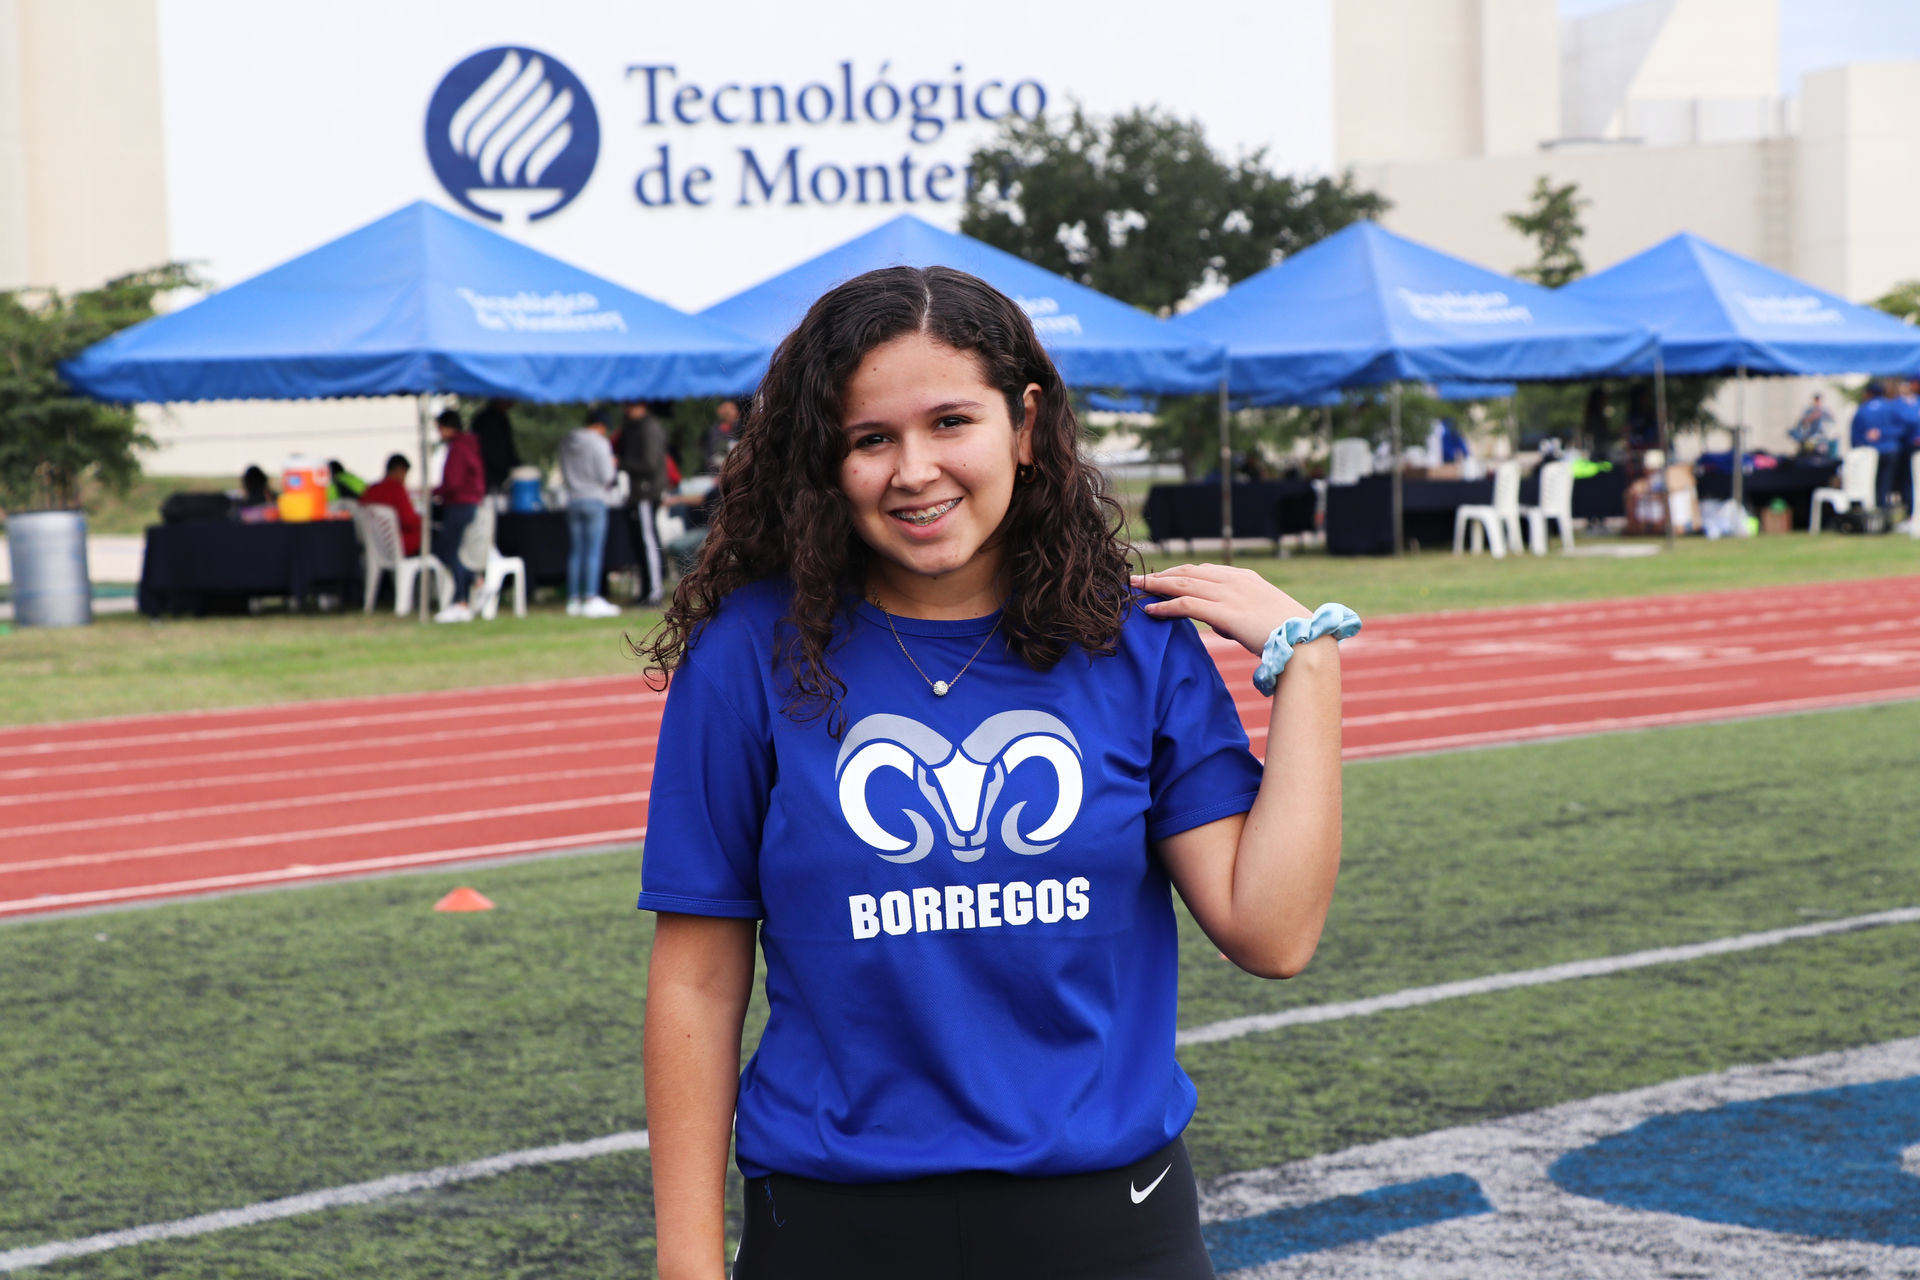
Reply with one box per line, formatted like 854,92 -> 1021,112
835,711 -> 1083,863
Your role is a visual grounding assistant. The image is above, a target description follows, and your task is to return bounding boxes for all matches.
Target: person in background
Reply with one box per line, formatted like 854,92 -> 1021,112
327,459 -> 366,500
431,408 -> 484,622
617,400 -> 669,605
1582,385 -> 1612,459
239,465 -> 275,508
700,399 -> 741,473
358,454 -> 421,555
471,397 -> 522,493
559,409 -> 624,619
1789,393 -> 1834,456
1850,382 -> 1901,512
1893,378 -> 1920,515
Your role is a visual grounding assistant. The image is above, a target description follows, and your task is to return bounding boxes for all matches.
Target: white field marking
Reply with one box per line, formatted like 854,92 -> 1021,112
0,734 -> 659,809
0,793 -> 650,875
0,672 -> 643,742
1,761 -> 653,839
0,826 -> 649,916
0,710 -> 654,782
0,1130 -> 652,1273
1337,678 -> 1757,729
1319,684 -> 1920,759
1333,620 -> 1920,687
6,909 -> 1916,1270
3,690 -> 659,758
1175,905 -> 1920,1046
1199,1036 -> 1920,1279
1351,602 -> 1920,667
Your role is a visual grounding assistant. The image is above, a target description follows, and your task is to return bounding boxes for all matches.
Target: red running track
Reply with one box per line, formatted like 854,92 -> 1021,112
4,574 -> 1918,919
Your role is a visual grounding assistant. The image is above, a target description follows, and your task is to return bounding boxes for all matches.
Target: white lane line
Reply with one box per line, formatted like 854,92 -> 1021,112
0,673 -> 639,742
0,826 -> 649,916
0,1130 -> 652,1273
3,691 -> 661,758
1,762 -> 654,839
0,711 -> 654,782
9,901 -> 1918,1267
1324,684 -> 1920,758
1175,905 -> 1920,1045
0,734 -> 659,809
0,794 -> 650,875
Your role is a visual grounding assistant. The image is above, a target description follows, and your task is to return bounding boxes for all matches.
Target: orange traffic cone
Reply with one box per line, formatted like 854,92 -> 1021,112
434,887 -> 495,912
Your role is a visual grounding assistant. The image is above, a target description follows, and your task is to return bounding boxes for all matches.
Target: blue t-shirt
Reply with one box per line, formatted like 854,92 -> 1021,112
1851,397 -> 1903,453
637,578 -> 1263,1183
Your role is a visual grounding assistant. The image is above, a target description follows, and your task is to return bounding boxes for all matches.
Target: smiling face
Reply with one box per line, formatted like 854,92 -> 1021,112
838,331 -> 1037,616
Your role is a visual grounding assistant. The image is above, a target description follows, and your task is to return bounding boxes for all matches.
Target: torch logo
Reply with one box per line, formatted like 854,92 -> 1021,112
425,46 -> 599,224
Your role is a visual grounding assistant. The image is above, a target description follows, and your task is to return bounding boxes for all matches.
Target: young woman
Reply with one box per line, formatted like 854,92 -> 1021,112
637,266 -> 1354,1280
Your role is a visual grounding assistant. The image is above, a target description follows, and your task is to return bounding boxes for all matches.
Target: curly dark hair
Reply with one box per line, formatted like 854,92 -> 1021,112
638,265 -> 1135,731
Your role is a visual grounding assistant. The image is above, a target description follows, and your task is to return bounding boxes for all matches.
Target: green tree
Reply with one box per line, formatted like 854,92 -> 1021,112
963,104 -> 1387,316
1505,176 -> 1587,288
965,104 -> 1387,474
1869,279 -> 1920,326
0,263 -> 201,512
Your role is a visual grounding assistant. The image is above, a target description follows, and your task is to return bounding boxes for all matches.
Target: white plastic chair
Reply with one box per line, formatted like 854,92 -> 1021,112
1453,460 -> 1519,557
353,504 -> 451,615
1329,438 -> 1373,485
1810,447 -> 1879,533
459,504 -> 526,620
1519,460 -> 1577,554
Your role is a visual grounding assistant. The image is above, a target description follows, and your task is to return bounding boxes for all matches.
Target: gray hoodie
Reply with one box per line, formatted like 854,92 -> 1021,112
558,427 -> 619,505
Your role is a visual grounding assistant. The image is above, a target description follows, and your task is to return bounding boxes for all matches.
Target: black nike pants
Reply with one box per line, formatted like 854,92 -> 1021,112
732,1136 -> 1215,1279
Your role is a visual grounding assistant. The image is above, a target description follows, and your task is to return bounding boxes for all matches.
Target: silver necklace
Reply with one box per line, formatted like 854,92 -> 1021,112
872,597 -> 1000,697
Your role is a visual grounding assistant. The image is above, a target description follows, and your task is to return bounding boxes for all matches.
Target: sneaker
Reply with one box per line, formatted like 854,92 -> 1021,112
580,596 -> 622,619
565,598 -> 583,617
433,603 -> 474,624
643,588 -> 666,606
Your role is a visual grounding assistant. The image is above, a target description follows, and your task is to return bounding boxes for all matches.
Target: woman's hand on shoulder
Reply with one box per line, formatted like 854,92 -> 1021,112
1131,564 -> 1312,657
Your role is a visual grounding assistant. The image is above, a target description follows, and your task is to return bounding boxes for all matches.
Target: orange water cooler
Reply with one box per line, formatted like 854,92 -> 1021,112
278,457 -> 329,522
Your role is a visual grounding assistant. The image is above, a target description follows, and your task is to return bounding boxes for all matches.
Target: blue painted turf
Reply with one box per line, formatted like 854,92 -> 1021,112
1550,1075 -> 1920,1245
1202,1174 -> 1495,1271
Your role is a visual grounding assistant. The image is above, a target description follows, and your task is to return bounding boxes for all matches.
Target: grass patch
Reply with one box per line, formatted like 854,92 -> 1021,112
4,534 -> 1915,727
3,701 -> 1916,1275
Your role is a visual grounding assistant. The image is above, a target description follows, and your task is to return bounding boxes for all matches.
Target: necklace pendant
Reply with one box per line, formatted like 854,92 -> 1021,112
932,680 -> 950,697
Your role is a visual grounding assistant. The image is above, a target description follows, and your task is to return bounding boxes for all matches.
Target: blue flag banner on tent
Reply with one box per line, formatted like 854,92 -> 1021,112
61,201 -> 771,403
1558,232 -> 1920,377
700,214 -> 1227,395
1168,221 -> 1654,405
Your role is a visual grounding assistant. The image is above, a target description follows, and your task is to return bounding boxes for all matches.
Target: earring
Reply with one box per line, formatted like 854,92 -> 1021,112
1016,464 -> 1035,485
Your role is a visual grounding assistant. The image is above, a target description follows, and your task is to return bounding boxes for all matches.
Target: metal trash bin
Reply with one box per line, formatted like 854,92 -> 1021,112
6,509 -> 93,627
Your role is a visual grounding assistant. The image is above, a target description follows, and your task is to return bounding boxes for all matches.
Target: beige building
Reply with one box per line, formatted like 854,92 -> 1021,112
1338,0 -> 1920,448
5,0 -> 1915,471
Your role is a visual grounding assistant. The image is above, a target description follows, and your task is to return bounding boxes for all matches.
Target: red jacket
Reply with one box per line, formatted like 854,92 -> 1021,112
435,432 -> 486,505
360,477 -> 422,554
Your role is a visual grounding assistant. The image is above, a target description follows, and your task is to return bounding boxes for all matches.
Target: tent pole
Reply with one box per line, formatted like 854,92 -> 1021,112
1218,376 -> 1233,567
1390,383 -> 1404,557
1655,353 -> 1675,551
417,393 -> 432,623
1733,366 -> 1747,530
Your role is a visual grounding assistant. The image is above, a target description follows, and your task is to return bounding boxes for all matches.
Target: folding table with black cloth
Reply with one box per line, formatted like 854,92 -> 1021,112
494,511 -> 637,595
1141,480 -> 1317,547
138,520 -> 363,616
1325,471 -> 1628,555
1694,458 -> 1842,530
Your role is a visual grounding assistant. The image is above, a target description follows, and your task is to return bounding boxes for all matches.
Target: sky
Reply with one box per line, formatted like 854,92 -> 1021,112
1558,0 -> 1920,95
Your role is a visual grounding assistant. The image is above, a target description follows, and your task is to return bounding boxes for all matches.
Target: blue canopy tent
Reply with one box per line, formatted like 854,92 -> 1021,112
62,200 -> 770,617
1170,220 -> 1655,551
700,213 -> 1226,395
1560,232 -> 1920,517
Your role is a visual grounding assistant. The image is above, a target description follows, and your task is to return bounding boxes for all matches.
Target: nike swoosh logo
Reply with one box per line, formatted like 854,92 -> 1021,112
1130,1163 -> 1173,1204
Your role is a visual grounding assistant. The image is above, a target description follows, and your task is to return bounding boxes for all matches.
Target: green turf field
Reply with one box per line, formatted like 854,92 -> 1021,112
5,699 -> 1916,1276
3,533 -> 1915,726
